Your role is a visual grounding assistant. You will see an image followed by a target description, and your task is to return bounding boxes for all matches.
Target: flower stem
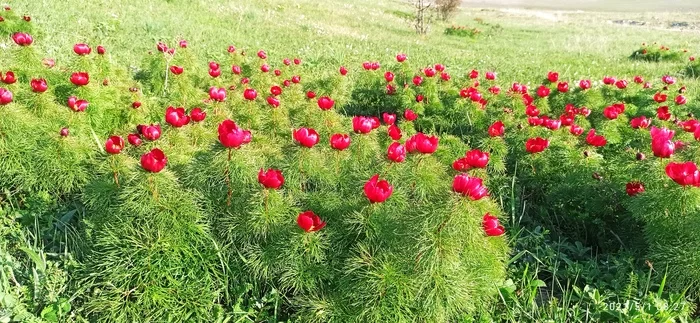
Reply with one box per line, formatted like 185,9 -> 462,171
148,174 -> 158,201
113,171 -> 120,188
299,150 -> 305,192
324,112 -> 332,133
415,155 -> 424,174
264,189 -> 269,214
271,109 -> 278,141
111,155 -> 120,188
246,101 -> 253,128
163,55 -> 170,96
334,151 -> 340,176
225,148 -> 232,206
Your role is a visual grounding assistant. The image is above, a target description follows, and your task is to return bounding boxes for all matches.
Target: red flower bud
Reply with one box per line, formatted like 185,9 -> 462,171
73,43 -> 92,55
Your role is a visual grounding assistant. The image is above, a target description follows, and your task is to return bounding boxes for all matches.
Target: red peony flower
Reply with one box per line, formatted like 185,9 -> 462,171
218,120 -> 251,149
293,127 -> 319,148
557,81 -> 569,93
665,162 -> 700,186
297,211 -> 326,232
30,78 -> 48,93
11,32 -> 33,46
70,72 -> 89,86
140,124 -> 162,141
525,137 -> 549,153
141,148 -> 168,173
650,126 -> 675,158
330,134 -> 351,150
630,116 -> 651,129
452,174 -> 488,200
169,65 -> 183,75
657,106 -> 671,120
586,129 -> 607,147
482,213 -> 505,236
353,116 -> 374,134
569,124 -> 584,136
363,174 -> 393,203
73,43 -> 91,55
404,109 -> 417,121
411,133 -> 439,154
1,71 -> 16,84
267,96 -> 280,108
465,149 -> 489,168
317,96 -> 334,110
625,181 -> 645,196
258,168 -> 284,189
0,88 -> 13,105
382,112 -> 396,125
209,87 -> 226,102
127,133 -> 142,146
164,106 -> 190,128
105,136 -> 124,154
579,79 -> 591,90
653,92 -> 667,103
488,121 -> 505,137
675,95 -> 687,105
386,142 -> 406,163
243,88 -> 258,101
388,124 -> 401,140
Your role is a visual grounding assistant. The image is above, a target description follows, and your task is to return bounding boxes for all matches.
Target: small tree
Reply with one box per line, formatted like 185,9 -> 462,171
436,0 -> 460,21
410,0 -> 433,35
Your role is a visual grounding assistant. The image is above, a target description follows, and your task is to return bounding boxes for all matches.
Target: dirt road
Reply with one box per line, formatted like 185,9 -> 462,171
462,0 -> 700,12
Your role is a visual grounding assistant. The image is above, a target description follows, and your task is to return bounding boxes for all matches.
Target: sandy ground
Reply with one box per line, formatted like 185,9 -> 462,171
462,0 -> 700,12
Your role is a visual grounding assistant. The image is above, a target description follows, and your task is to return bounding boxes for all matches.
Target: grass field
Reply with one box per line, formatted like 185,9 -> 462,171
2,0 -> 700,321
12,0 -> 700,74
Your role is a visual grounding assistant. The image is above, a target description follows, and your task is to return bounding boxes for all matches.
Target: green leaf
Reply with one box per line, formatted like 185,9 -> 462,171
18,247 -> 46,273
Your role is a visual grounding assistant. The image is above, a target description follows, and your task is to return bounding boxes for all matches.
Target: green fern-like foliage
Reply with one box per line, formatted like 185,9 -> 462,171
625,185 -> 700,298
77,170 -> 226,322
175,99 -> 510,321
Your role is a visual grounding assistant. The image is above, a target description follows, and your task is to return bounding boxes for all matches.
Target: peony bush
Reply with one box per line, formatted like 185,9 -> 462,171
0,12 -> 511,322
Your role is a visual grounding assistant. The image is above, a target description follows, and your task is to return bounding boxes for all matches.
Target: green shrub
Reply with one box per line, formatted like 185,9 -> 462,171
444,25 -> 481,38
629,44 -> 686,62
76,171 -> 226,322
0,14 -> 511,319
